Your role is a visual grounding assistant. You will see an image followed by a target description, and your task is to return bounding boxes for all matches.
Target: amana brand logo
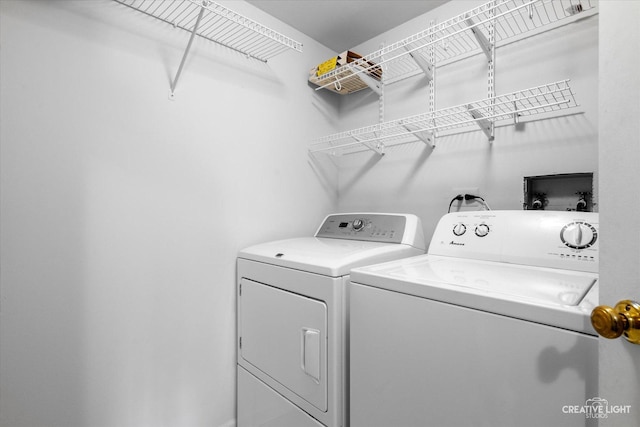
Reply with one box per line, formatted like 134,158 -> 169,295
562,397 -> 631,419
449,241 -> 465,246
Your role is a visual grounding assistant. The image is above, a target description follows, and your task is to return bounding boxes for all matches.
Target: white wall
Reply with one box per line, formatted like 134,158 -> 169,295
333,0 -> 599,242
0,1 -> 338,426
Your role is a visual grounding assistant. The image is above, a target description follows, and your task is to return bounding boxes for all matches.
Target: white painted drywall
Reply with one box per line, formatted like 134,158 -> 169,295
0,1 -> 338,426
334,0 -> 599,243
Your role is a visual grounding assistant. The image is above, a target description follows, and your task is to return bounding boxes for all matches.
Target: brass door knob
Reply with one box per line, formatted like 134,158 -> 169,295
591,300 -> 640,344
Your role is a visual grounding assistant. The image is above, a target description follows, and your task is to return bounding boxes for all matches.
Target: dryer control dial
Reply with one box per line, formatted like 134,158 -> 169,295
561,221 -> 598,249
475,224 -> 490,237
352,219 -> 366,231
452,223 -> 467,236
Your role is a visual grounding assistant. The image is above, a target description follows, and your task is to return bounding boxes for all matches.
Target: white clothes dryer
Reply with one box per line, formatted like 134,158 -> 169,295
349,210 -> 600,427
237,213 -> 425,427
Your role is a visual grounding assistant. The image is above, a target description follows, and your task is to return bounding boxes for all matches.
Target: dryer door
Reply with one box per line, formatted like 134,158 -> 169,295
239,279 -> 328,411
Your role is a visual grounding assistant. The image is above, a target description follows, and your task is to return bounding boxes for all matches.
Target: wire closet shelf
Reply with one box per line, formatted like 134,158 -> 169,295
309,80 -> 578,156
113,0 -> 303,62
314,0 -> 596,88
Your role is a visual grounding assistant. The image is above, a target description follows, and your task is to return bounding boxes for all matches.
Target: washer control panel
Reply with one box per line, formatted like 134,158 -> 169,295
316,213 -> 408,244
452,222 -> 493,237
430,210 -> 599,273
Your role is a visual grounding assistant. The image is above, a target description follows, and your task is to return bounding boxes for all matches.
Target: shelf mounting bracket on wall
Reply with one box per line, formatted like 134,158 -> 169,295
427,19 -> 436,147
404,46 -> 434,82
356,66 -> 384,96
350,133 -> 385,156
401,122 -> 435,148
465,15 -> 493,61
169,1 -> 207,100
378,43 -> 386,125
467,105 -> 495,142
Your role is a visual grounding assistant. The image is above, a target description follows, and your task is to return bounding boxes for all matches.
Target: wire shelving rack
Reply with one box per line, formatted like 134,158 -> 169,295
309,80 -> 578,156
314,0 -> 596,89
309,0 -> 597,155
113,0 -> 303,97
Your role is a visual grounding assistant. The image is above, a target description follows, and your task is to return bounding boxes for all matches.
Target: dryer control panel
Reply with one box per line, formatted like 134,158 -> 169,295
315,213 -> 424,248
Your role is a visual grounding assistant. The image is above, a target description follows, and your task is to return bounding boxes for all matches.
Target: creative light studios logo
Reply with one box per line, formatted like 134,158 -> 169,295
562,397 -> 632,419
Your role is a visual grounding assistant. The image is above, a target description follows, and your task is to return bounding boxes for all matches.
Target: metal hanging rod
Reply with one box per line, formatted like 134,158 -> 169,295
314,0 -> 596,90
309,80 -> 577,156
113,0 -> 303,62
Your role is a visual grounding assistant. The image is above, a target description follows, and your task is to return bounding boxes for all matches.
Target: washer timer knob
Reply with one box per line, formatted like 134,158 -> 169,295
561,221 -> 598,249
352,219 -> 366,231
475,224 -> 490,237
452,223 -> 467,236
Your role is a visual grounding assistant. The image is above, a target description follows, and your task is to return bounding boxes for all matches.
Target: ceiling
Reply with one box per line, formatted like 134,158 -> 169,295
246,1 -> 450,52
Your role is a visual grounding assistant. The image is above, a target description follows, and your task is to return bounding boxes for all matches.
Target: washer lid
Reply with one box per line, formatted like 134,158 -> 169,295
238,237 -> 421,277
350,254 -> 599,334
380,256 -> 596,307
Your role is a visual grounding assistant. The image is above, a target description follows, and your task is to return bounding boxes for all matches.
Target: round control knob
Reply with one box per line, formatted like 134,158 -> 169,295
352,219 -> 365,231
560,222 -> 597,249
475,224 -> 490,237
452,223 -> 466,236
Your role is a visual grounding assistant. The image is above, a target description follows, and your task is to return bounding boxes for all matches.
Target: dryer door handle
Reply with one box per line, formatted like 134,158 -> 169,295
301,328 -> 321,383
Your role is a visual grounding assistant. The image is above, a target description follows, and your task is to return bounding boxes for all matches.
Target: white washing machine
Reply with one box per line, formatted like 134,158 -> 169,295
349,210 -> 599,427
237,213 -> 426,427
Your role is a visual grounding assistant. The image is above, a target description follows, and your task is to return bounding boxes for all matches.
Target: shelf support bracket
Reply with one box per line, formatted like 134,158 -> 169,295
465,16 -> 493,62
404,46 -> 433,82
169,2 -> 207,99
350,133 -> 385,156
401,123 -> 435,148
354,66 -> 383,97
467,105 -> 494,142
513,101 -> 520,124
